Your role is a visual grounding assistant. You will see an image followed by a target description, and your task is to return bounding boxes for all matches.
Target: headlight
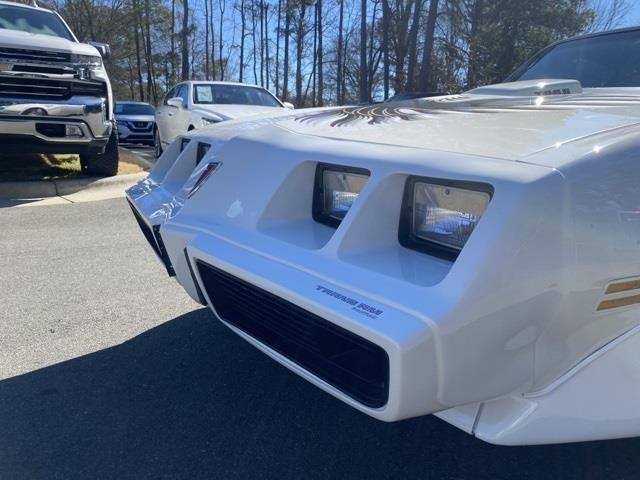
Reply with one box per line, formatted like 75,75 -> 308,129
196,142 -> 211,164
201,117 -> 220,126
399,177 -> 492,259
69,54 -> 102,67
312,163 -> 370,227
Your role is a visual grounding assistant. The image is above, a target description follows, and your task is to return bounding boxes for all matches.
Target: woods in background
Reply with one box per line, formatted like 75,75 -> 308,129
30,0 -> 631,105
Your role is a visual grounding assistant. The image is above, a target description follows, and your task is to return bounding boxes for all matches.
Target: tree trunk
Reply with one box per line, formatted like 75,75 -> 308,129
132,0 -> 145,100
316,0 -> 323,106
406,0 -> 424,92
336,0 -> 344,104
264,2 -> 270,90
359,0 -> 367,103
181,0 -> 189,81
275,0 -> 281,96
259,0 -> 264,87
282,0 -> 290,101
239,0 -> 245,82
251,3 -> 258,84
219,0 -> 225,80
418,0 -> 438,91
382,0 -> 390,99
210,0 -> 216,80
171,0 -> 176,84
466,0 -> 482,88
295,2 -> 306,107
204,0 -> 210,79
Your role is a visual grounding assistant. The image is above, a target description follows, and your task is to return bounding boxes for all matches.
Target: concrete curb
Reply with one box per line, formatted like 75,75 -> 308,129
0,172 -> 147,204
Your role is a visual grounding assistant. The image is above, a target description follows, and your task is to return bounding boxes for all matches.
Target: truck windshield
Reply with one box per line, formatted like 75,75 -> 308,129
510,29 -> 640,88
192,84 -> 282,107
0,5 -> 73,40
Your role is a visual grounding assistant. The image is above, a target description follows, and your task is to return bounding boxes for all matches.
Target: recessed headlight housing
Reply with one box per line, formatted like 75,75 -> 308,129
399,177 -> 492,260
312,163 -> 370,228
196,142 -> 211,165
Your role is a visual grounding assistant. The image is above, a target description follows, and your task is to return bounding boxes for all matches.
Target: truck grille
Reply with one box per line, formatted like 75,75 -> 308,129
0,75 -> 107,100
0,47 -> 72,64
196,261 -> 390,408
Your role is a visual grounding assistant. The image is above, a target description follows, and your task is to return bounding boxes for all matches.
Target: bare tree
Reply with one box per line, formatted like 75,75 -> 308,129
359,0 -> 368,102
316,0 -> 323,106
418,0 -> 438,91
181,0 -> 189,80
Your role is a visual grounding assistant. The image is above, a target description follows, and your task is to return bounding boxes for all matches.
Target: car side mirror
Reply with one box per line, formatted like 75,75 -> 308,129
167,97 -> 183,108
89,41 -> 111,59
283,101 -> 295,110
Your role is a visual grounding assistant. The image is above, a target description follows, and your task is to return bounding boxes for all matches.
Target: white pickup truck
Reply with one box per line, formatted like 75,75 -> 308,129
0,0 -> 118,176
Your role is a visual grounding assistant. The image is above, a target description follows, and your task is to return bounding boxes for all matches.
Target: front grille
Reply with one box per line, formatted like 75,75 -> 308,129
0,47 -> 72,64
196,261 -> 390,408
0,75 -> 106,100
0,75 -> 69,98
127,200 -> 175,276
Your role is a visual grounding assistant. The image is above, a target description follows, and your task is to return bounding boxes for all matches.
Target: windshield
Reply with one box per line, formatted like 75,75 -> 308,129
511,30 -> 640,88
192,84 -> 282,107
0,5 -> 73,40
115,103 -> 155,115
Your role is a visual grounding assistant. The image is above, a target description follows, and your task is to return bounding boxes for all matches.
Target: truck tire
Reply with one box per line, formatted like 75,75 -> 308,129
80,129 -> 119,177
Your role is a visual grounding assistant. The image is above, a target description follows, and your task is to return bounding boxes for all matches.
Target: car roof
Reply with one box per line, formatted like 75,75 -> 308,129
553,25 -> 640,46
116,101 -> 154,105
188,80 -> 266,89
0,0 -> 54,13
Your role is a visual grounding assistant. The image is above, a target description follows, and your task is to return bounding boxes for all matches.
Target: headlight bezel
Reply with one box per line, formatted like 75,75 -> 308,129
398,176 -> 493,261
312,163 -> 371,228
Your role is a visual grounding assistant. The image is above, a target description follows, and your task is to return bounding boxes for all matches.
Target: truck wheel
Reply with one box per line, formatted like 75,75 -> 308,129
80,130 -> 119,177
154,128 -> 163,158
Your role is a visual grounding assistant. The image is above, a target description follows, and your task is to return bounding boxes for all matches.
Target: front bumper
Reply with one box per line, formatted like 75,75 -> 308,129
0,94 -> 111,153
117,121 -> 154,144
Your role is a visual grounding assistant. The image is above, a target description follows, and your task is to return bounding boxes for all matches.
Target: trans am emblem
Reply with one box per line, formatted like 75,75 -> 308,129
295,105 -> 435,127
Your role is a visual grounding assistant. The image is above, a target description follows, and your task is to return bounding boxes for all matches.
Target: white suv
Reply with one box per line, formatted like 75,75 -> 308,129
154,81 -> 292,157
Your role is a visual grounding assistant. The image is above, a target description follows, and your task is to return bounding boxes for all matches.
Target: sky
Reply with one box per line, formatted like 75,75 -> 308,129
619,2 -> 640,27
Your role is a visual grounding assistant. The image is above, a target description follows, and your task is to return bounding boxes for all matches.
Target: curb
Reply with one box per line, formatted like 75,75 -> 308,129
0,172 -> 147,201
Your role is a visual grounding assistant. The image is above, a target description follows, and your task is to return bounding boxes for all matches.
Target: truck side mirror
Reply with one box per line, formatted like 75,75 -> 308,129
89,41 -> 111,59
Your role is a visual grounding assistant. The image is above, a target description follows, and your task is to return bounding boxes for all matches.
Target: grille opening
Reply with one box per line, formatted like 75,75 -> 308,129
35,123 -> 65,138
196,261 -> 390,408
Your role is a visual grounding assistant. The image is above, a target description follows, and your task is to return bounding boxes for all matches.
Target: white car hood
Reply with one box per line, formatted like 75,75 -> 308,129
267,81 -> 640,168
0,29 -> 98,56
192,104 -> 286,121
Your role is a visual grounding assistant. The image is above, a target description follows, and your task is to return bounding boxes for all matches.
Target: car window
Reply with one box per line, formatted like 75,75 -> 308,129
170,84 -> 188,108
163,86 -> 177,106
511,29 -> 640,88
192,84 -> 282,107
114,103 -> 155,115
0,5 -> 73,40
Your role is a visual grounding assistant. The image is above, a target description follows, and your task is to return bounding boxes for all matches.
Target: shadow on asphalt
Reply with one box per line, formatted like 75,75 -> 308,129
2,308 -> 639,479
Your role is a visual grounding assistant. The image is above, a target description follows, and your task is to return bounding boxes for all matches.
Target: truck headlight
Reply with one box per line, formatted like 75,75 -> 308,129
70,54 -> 102,67
399,177 -> 492,260
312,163 -> 370,227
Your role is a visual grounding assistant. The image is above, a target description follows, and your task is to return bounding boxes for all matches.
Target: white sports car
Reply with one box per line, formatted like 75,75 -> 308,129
127,27 -> 640,445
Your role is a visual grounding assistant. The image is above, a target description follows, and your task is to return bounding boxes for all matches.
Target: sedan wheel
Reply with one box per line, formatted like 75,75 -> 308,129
154,129 -> 163,158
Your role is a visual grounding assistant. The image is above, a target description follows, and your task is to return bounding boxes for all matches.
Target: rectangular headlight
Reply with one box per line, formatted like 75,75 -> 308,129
313,163 -> 370,227
400,177 -> 492,259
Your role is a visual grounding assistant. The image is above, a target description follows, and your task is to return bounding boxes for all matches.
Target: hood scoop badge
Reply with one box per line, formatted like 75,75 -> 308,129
468,79 -> 582,97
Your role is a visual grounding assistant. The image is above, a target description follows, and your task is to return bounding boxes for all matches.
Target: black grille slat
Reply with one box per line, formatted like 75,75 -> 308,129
196,261 -> 390,408
0,47 -> 71,63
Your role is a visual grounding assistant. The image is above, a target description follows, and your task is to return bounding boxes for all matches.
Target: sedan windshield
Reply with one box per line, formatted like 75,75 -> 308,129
510,29 -> 640,88
0,5 -> 73,40
115,103 -> 155,115
193,84 -> 282,107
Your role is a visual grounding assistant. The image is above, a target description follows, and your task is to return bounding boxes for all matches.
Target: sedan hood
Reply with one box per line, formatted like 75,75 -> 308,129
193,104 -> 286,121
0,29 -> 98,56
270,80 -> 640,168
116,114 -> 155,122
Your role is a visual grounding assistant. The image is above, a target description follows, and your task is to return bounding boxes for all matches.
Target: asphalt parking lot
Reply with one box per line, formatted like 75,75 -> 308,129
2,198 -> 640,479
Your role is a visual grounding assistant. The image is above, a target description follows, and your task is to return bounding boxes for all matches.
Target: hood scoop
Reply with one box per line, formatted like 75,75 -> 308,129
468,79 -> 582,97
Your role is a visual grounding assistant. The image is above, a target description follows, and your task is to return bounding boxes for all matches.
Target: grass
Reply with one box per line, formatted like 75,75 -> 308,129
0,149 -> 144,182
